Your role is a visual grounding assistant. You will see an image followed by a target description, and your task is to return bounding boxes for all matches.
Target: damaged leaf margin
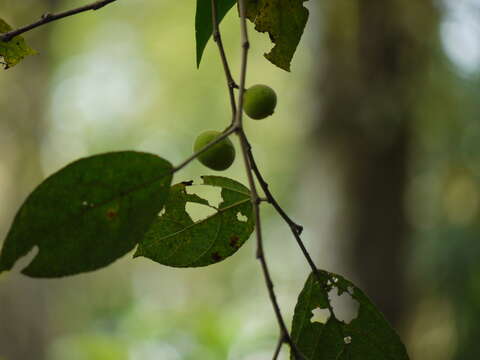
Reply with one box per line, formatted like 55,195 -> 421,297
135,175 -> 255,267
291,270 -> 410,359
245,0 -> 309,71
0,151 -> 173,278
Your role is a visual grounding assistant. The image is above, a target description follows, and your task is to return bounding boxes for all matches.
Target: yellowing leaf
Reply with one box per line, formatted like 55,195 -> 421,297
0,19 -> 37,69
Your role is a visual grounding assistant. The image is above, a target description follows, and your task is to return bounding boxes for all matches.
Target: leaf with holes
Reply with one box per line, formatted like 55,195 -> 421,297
195,0 -> 237,67
245,0 -> 309,71
0,19 -> 37,69
0,152 -> 173,278
135,176 -> 254,267
291,271 -> 409,359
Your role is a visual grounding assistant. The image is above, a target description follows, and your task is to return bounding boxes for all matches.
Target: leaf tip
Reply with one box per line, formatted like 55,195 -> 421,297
265,53 -> 291,72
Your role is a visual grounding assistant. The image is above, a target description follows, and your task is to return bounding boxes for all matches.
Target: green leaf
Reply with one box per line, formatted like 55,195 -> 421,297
0,19 -> 37,69
195,0 -> 237,67
135,176 -> 254,267
245,0 -> 309,71
0,152 -> 173,278
291,271 -> 409,360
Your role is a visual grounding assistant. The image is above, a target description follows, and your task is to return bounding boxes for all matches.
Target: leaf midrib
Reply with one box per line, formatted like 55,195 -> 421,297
143,198 -> 251,248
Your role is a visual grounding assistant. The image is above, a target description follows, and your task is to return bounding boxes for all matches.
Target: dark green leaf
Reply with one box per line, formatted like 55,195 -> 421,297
135,176 -> 254,267
291,271 -> 409,359
245,0 -> 309,71
0,152 -> 173,278
0,19 -> 37,69
195,0 -> 237,67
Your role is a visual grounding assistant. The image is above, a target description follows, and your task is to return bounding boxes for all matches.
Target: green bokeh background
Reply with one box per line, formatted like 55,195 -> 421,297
1,0 -> 480,359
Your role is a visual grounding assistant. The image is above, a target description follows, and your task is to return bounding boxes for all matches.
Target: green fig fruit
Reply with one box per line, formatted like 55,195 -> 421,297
193,130 -> 235,171
243,84 -> 277,120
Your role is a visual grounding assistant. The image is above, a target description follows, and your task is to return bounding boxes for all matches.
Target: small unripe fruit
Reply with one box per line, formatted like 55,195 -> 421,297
243,84 -> 277,120
193,130 -> 235,171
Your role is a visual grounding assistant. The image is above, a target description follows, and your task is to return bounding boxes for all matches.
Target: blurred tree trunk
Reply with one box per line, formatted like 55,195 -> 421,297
0,1 -> 57,359
314,0 -> 439,328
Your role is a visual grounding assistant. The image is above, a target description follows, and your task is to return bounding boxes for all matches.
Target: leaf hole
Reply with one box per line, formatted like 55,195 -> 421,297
236,212 -> 248,222
310,307 -> 330,324
186,202 -> 216,222
328,289 -> 359,324
186,184 -> 223,208
158,207 -> 166,217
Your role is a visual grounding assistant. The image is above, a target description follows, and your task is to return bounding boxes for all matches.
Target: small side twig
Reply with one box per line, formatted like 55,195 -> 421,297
239,131 -> 302,360
210,0 -> 237,116
244,139 -> 304,234
0,0 -> 119,42
272,334 -> 285,360
246,138 -> 344,324
233,1 -> 249,129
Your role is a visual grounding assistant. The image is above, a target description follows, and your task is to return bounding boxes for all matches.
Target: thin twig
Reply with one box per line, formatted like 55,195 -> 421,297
244,139 -> 304,234
233,0 -> 249,129
238,132 -> 304,360
172,125 -> 237,173
209,1 -> 304,358
272,335 -> 285,360
246,138 -> 343,323
0,0 -> 119,42
235,2 -> 304,359
210,0 -> 237,116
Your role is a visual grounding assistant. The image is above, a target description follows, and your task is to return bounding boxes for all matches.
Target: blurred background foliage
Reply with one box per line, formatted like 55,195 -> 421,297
1,0 -> 479,359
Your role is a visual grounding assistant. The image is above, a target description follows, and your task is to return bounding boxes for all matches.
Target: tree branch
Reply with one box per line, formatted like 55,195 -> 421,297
0,0 -> 119,42
210,0 -> 237,117
233,0 -> 249,129
210,1 -> 304,358
244,140 -> 304,234
246,139 -> 344,323
272,334 -> 285,360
